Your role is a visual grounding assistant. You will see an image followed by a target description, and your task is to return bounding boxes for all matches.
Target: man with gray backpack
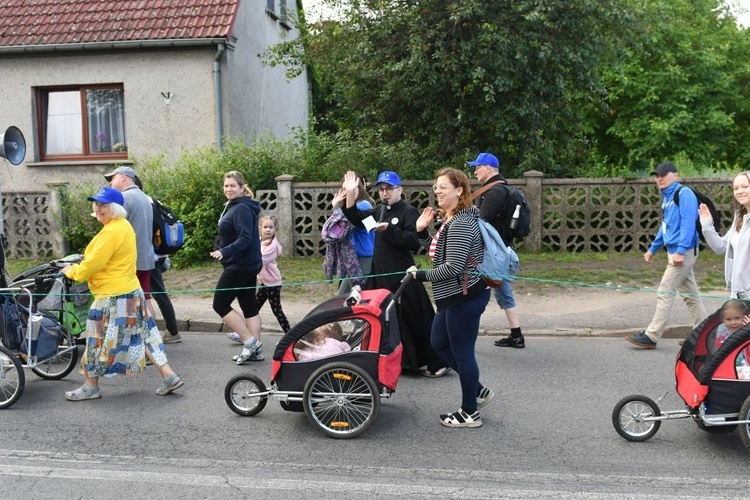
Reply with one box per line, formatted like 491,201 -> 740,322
469,152 -> 528,348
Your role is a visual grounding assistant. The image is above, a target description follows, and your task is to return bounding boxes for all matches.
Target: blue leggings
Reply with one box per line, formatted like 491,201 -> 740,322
430,288 -> 490,412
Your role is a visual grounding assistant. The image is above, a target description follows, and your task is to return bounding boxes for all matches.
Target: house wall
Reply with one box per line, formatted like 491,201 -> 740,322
225,7 -> 309,141
0,7 -> 309,192
0,49 -> 217,190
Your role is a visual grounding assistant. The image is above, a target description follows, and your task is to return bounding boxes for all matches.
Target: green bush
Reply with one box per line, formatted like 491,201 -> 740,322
59,181 -> 107,253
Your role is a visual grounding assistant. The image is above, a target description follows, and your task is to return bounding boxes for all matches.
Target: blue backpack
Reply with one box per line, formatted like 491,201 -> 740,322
152,198 -> 185,255
473,217 -> 519,288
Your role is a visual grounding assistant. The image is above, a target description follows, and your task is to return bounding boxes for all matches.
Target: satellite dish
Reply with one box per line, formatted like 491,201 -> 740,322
0,126 -> 26,166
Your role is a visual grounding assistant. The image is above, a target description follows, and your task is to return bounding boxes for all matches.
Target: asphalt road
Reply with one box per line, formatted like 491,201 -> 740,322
2,333 -> 750,498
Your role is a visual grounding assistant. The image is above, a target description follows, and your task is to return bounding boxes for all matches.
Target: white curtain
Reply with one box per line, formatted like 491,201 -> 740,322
46,91 -> 82,155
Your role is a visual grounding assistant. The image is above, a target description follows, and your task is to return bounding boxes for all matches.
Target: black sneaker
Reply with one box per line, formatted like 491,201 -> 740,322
494,335 -> 525,348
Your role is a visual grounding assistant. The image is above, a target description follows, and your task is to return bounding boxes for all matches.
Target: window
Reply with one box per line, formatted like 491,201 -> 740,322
266,0 -> 290,29
266,0 -> 278,19
279,0 -> 291,30
36,85 -> 128,161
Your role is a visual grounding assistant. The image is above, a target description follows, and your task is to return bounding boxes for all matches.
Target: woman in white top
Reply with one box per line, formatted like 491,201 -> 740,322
699,172 -> 750,298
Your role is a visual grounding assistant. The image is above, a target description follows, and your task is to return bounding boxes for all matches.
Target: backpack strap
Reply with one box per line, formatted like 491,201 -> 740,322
669,185 -> 697,256
471,181 -> 504,200
674,186 -> 683,206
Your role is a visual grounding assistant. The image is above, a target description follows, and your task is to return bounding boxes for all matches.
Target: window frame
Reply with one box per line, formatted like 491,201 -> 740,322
34,84 -> 129,162
266,0 -> 278,20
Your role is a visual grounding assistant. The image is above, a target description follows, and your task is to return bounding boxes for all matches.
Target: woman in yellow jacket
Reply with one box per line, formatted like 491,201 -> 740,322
61,187 -> 183,401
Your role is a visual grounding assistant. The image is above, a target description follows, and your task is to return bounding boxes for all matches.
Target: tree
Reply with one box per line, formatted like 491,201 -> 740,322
267,0 -> 750,178
295,0 -> 633,176
594,0 -> 750,172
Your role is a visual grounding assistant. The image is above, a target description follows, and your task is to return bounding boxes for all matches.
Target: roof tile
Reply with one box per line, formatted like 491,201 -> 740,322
0,0 -> 240,47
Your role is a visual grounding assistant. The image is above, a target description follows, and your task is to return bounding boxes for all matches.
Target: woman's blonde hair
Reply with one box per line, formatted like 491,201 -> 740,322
434,167 -> 472,216
734,172 -> 750,232
224,170 -> 254,198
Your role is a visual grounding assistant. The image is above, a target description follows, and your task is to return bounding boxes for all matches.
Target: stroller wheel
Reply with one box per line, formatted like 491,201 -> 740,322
225,374 -> 268,417
612,395 -> 661,442
738,396 -> 750,452
31,327 -> 79,380
0,346 -> 25,409
303,361 -> 380,439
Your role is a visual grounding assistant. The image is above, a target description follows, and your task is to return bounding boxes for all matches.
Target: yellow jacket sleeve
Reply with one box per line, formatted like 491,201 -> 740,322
64,218 -> 140,298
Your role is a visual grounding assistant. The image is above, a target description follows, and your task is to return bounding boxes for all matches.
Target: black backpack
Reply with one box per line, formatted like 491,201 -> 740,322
473,182 -> 532,245
152,198 -> 185,255
674,185 -> 720,241
495,184 -> 531,240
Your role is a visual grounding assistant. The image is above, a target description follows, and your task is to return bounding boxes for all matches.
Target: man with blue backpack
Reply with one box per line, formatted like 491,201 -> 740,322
469,152 -> 527,349
627,162 -> 707,349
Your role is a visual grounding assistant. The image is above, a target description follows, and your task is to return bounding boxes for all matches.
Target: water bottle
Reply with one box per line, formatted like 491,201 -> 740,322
510,204 -> 521,230
30,312 -> 43,340
346,285 -> 362,306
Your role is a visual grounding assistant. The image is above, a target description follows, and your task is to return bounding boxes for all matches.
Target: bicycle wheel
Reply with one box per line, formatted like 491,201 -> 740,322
0,345 -> 24,409
738,396 -> 750,452
303,362 -> 380,439
225,374 -> 268,416
612,395 -> 661,442
31,327 -> 78,380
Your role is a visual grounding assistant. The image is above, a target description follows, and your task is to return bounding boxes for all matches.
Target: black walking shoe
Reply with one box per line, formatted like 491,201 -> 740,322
494,335 -> 525,348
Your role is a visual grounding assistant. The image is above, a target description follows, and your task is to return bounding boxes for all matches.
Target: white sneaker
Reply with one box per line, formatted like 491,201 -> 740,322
226,331 -> 242,344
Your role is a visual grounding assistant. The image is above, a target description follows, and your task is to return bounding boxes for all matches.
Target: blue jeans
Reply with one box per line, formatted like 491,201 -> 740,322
493,279 -> 516,309
430,288 -> 491,412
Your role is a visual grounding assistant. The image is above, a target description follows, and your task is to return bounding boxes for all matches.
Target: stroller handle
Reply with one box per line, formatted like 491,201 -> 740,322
392,267 -> 418,303
384,267 -> 419,323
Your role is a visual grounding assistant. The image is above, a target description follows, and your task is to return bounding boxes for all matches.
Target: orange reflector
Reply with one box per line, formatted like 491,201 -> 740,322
333,373 -> 352,381
330,422 -> 350,428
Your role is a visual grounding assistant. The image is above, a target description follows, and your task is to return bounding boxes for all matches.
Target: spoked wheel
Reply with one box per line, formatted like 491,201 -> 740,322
225,374 -> 268,417
0,345 -> 25,409
738,396 -> 750,451
303,362 -> 380,439
31,328 -> 78,380
612,395 -> 661,442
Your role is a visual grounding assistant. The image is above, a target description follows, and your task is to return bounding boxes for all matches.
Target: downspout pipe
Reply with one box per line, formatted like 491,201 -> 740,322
214,43 -> 226,151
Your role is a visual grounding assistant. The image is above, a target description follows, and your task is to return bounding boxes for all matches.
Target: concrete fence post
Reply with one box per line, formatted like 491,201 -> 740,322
275,174 -> 295,256
523,170 -> 544,252
45,182 -> 68,256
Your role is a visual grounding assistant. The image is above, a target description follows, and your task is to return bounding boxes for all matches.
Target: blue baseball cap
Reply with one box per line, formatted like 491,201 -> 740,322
87,186 -> 124,206
467,152 -> 499,169
376,171 -> 402,187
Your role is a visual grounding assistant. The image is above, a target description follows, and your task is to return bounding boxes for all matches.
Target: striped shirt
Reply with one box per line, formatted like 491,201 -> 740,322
416,206 -> 485,308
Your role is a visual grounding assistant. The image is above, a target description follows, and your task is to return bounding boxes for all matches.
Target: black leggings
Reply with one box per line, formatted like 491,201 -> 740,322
256,285 -> 291,332
151,259 -> 178,335
212,268 -> 261,318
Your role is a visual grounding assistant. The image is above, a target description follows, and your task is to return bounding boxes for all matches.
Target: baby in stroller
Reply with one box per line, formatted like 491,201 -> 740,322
295,322 -> 352,361
709,299 -> 750,379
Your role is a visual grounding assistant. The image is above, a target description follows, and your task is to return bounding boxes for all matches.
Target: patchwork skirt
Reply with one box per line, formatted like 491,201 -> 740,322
80,289 -> 168,378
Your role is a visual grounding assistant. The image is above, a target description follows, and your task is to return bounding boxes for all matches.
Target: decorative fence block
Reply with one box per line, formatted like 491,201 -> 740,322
1,173 -> 735,259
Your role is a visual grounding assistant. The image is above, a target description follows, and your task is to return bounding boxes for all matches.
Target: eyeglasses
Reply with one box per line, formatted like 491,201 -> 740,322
432,184 -> 452,192
378,186 -> 396,194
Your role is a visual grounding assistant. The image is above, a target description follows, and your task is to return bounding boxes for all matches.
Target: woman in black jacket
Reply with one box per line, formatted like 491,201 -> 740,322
210,171 -> 264,365
410,168 -> 494,428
